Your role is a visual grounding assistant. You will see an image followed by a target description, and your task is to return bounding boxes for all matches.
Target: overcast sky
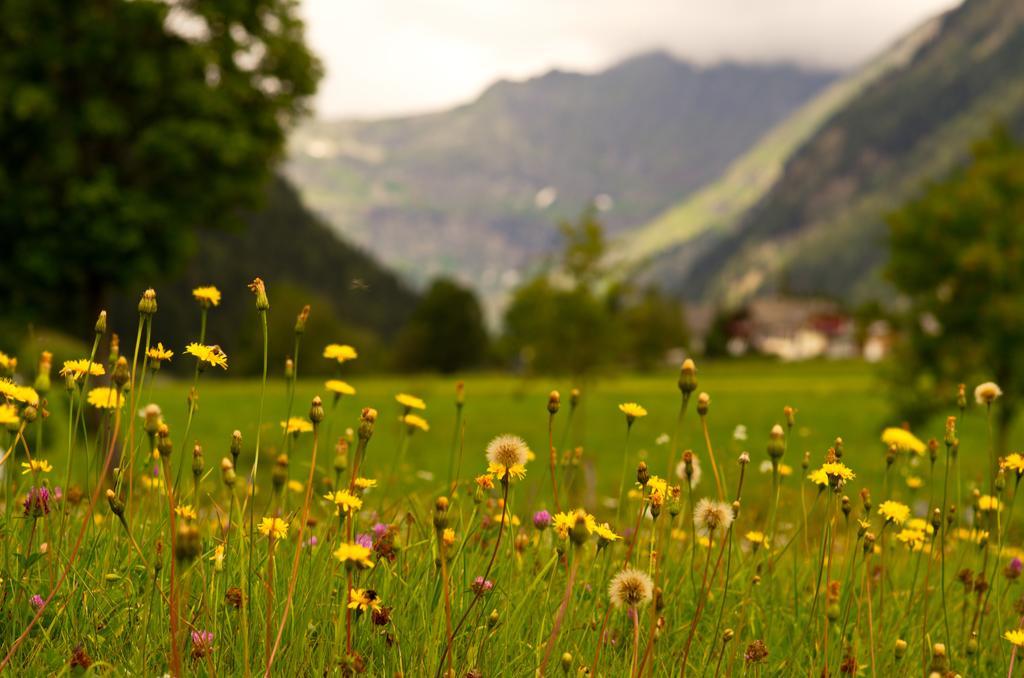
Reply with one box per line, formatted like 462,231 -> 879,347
300,0 -> 960,119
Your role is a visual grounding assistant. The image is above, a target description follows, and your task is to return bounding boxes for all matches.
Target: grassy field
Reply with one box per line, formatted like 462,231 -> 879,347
3,356 -> 1019,676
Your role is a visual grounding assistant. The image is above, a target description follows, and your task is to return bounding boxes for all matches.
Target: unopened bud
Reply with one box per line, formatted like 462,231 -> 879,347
678,359 -> 697,395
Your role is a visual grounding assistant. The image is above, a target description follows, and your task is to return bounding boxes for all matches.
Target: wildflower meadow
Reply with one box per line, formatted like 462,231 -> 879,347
1,281 -> 1022,678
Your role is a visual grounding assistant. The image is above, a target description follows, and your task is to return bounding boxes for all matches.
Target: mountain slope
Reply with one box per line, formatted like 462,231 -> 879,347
285,53 -> 836,315
649,0 -> 1024,306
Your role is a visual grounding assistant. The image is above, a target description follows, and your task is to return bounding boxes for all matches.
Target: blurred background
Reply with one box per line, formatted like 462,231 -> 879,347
2,0 -> 1024,441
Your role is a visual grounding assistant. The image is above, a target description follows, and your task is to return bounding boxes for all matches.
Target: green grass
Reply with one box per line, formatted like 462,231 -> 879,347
3,358 -> 1019,676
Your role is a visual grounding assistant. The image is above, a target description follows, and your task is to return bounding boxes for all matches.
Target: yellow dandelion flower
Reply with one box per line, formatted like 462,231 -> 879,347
593,522 -> 622,542
647,475 -> 668,498
354,477 -> 377,490
493,512 -> 521,527
87,387 -> 125,410
395,393 -> 426,410
486,434 -> 529,481
778,463 -> 793,477
895,528 -> 926,551
146,343 -> 174,362
552,509 -> 596,540
258,516 -> 289,539
0,352 -> 15,372
1005,629 -> 1024,647
140,475 -> 164,491
325,489 -> 362,514
280,417 -> 313,434
403,413 -> 430,432
0,403 -> 19,426
807,469 -> 828,487
348,588 -> 382,612
1002,453 -> 1024,475
978,495 -> 1002,513
821,462 -> 855,481
878,500 -> 911,525
906,518 -> 934,535
442,528 -> 456,547
334,542 -> 374,569
185,343 -> 228,369
210,544 -> 226,571
881,427 -> 926,455
0,380 -> 38,405
59,359 -> 105,381
192,286 -> 222,308
20,459 -> 52,475
287,480 -> 304,493
475,474 -> 495,490
618,402 -> 648,421
324,344 -> 358,363
326,379 -> 356,396
174,505 -> 198,520
745,531 -> 766,545
905,476 -> 924,489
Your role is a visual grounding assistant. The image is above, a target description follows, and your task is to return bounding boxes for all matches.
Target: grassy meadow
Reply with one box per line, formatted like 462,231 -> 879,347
1,315 -> 1021,677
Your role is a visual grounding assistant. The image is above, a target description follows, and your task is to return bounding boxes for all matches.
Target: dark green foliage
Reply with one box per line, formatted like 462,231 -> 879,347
886,125 -> 1024,446
394,278 -> 489,373
0,0 -> 321,328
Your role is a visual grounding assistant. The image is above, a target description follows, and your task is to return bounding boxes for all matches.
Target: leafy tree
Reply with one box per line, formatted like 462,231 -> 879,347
394,278 -> 488,373
886,125 -> 1024,450
0,0 -> 321,328
610,285 -> 689,371
559,206 -> 607,289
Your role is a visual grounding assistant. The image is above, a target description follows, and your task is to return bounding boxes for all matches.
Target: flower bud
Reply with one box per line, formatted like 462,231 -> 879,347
106,489 -> 124,517
248,277 -> 269,311
221,457 -> 236,488
295,305 -> 310,335
111,357 -> 130,389
358,408 -> 377,442
767,424 -> 785,460
230,430 -> 242,466
894,639 -> 907,659
138,289 -> 157,316
192,442 -> 204,481
548,391 -> 560,415
561,652 -> 573,674
487,609 -> 499,629
678,359 -> 697,395
570,388 -> 581,409
309,396 -> 325,425
157,424 -> 173,458
95,310 -> 108,335
636,461 -> 650,487
696,392 -> 710,416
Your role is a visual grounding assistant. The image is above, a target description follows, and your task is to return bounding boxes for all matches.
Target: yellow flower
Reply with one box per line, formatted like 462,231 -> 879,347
0,352 -> 15,372
348,588 -> 382,612
59,359 -> 105,381
820,462 -> 856,483
403,413 -> 430,432
140,475 -> 165,491
146,343 -> 174,362
323,344 -> 358,363
354,477 -> 377,490
325,489 -> 362,514
978,495 -> 1002,512
192,286 -> 222,308
487,461 -> 526,481
442,528 -> 456,547
878,500 -> 911,525
326,379 -> 356,396
210,544 -> 225,571
807,469 -> 828,487
475,474 -> 495,490
1002,453 -> 1024,475
0,379 -> 39,406
281,417 -> 313,434
1005,629 -> 1024,647
593,522 -> 621,542
175,505 -> 198,520
777,463 -> 793,477
493,512 -> 521,527
287,480 -> 304,493
258,516 -> 289,539
552,509 -> 596,540
395,393 -> 426,410
745,531 -> 766,545
906,518 -> 934,535
881,427 -> 926,455
185,343 -> 228,369
0,403 -> 19,426
87,387 -> 125,410
334,542 -> 374,569
647,475 -> 668,498
895,528 -> 926,551
618,402 -> 648,421
20,459 -> 52,475
905,476 -> 924,489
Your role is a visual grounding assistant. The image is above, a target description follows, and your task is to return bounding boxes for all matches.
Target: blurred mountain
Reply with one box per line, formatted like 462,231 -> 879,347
285,53 -> 836,317
637,0 -> 1024,306
109,176 -> 418,373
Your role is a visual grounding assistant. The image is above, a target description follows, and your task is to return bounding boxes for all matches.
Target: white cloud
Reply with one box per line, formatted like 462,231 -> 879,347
301,0 -> 960,118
